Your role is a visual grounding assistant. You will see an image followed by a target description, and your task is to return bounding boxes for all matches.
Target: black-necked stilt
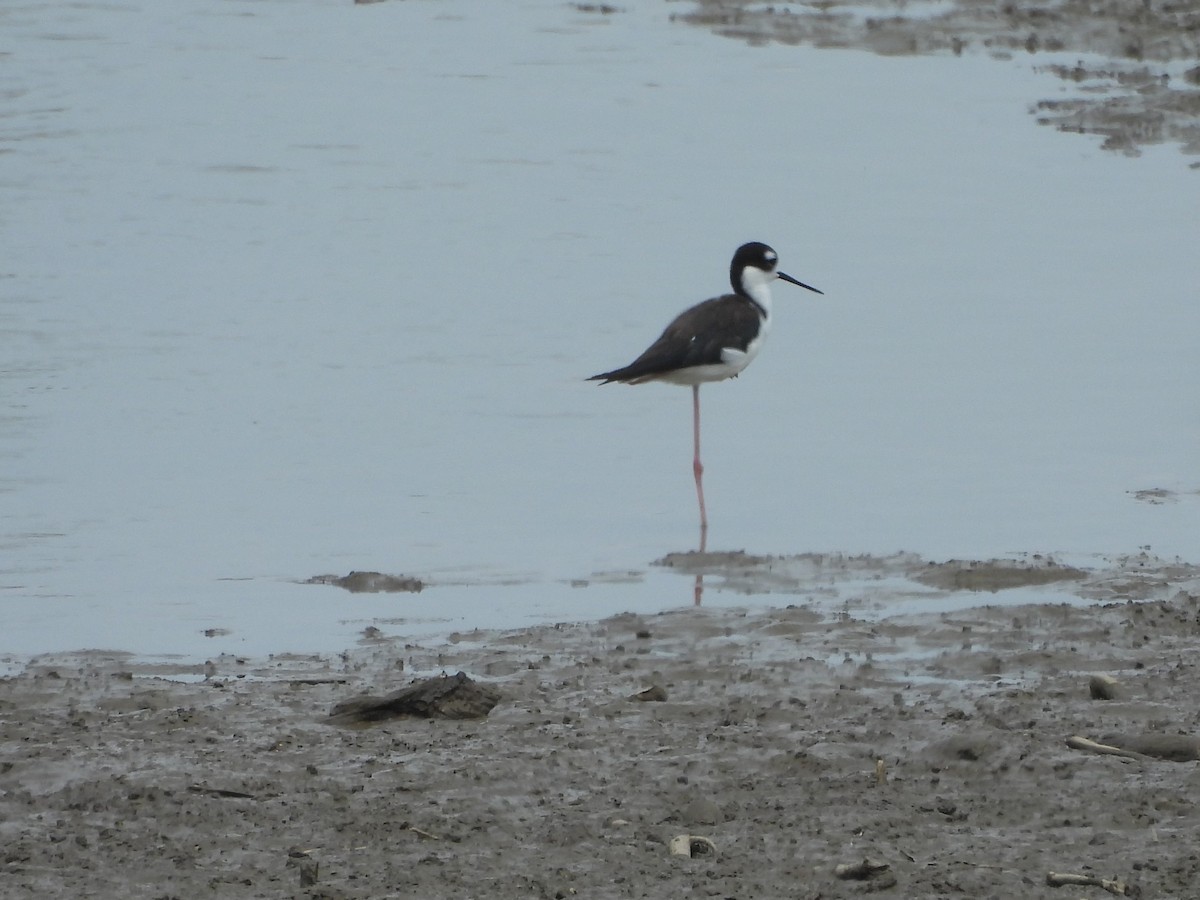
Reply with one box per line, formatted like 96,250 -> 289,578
589,241 -> 822,533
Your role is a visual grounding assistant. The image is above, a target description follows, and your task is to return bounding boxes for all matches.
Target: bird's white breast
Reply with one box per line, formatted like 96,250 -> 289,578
656,308 -> 771,386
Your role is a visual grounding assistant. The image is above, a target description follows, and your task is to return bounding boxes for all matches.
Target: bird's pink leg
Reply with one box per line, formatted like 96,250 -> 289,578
692,384 -> 708,535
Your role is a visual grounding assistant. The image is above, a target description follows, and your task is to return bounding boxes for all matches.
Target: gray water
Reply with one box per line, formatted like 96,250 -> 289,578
3,0 -> 1197,663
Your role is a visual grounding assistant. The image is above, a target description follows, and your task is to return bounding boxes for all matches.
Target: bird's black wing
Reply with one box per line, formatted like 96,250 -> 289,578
588,294 -> 760,383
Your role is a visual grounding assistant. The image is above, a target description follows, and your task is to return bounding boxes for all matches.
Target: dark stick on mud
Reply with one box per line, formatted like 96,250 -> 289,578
187,785 -> 257,800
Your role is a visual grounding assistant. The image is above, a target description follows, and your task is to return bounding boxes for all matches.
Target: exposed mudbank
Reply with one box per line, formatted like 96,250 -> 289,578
654,548 -> 1198,602
675,0 -> 1200,161
7,574 -> 1200,898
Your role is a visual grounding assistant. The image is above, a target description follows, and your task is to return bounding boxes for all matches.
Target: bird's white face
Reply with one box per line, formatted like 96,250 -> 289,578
738,260 -> 780,311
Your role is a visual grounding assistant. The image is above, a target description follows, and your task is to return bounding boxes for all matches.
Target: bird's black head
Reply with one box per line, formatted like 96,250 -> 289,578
730,241 -> 823,297
730,242 -> 778,287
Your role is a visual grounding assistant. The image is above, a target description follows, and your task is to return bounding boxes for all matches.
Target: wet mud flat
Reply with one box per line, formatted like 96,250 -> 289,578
672,0 -> 1200,161
5,563 -> 1200,898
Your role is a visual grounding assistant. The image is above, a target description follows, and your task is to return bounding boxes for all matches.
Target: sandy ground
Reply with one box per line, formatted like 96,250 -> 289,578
4,553 -> 1200,899
672,0 -> 1200,161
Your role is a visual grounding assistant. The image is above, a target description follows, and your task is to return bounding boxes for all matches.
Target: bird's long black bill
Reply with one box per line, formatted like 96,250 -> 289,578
778,270 -> 823,295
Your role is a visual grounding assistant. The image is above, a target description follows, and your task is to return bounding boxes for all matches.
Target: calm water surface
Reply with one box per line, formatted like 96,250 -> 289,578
3,0 -> 1197,663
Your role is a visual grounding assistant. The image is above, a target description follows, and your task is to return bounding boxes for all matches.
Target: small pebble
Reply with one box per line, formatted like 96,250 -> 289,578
1089,675 -> 1121,700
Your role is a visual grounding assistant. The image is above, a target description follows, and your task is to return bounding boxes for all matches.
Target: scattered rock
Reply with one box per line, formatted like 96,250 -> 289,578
1090,674 -> 1122,700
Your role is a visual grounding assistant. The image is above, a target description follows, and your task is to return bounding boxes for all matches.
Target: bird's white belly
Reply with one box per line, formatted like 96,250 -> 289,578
657,326 -> 768,386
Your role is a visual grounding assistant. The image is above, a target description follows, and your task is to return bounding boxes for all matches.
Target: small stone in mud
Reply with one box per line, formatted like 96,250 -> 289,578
1090,674 -> 1122,700
631,684 -> 667,702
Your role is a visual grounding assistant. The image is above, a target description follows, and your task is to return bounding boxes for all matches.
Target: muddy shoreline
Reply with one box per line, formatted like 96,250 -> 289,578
671,0 -> 1200,161
5,552 -> 1200,898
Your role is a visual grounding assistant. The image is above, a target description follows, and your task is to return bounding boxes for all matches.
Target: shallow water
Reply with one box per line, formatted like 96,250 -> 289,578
3,0 -> 1197,663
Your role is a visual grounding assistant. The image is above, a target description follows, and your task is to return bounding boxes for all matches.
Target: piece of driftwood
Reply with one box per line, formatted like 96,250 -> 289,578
1066,736 -> 1147,761
1066,734 -> 1200,762
328,671 -> 500,725
1046,871 -> 1132,895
